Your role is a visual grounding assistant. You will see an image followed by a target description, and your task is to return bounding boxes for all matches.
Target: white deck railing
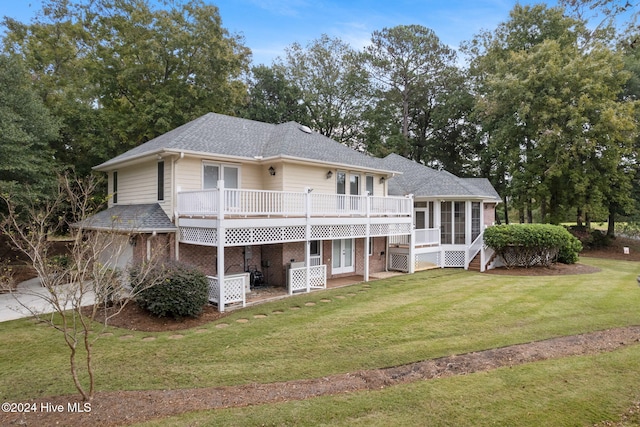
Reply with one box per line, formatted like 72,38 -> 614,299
389,228 -> 439,246
177,189 -> 219,216
177,189 -> 412,218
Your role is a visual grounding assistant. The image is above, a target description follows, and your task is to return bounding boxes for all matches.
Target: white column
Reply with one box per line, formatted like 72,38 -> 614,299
217,179 -> 226,312
408,194 -> 415,274
364,192 -> 371,282
305,187 -> 312,292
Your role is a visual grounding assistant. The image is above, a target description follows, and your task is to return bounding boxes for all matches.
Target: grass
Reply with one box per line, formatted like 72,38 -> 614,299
139,347 -> 640,427
1,257 -> 640,424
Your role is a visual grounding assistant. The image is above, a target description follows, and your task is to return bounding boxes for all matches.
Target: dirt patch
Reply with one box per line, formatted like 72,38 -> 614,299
2,326 -> 639,427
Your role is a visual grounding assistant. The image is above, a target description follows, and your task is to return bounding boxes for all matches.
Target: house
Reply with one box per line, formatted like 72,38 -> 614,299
381,154 -> 501,272
86,113 -> 500,311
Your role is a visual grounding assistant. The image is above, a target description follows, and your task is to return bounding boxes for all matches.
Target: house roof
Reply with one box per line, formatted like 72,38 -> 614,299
75,203 -> 177,233
383,154 -> 501,201
95,113 -> 393,173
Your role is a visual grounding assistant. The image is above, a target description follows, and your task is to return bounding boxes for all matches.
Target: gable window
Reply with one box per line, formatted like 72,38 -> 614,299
157,161 -> 165,201
112,171 -> 118,204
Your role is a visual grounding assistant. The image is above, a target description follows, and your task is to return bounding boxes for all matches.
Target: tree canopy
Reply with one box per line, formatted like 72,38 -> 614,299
0,54 -> 59,206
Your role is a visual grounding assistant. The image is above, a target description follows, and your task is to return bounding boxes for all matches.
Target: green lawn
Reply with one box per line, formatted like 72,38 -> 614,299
1,257 -> 639,425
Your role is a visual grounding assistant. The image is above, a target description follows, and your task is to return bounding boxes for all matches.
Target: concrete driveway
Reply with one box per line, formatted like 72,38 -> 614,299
0,278 -> 96,323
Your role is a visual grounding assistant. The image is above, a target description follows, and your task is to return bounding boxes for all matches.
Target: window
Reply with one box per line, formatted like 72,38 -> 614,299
310,240 -> 322,266
428,201 -> 435,228
203,164 -> 219,189
336,171 -> 346,195
415,211 -> 426,229
441,201 -> 468,244
157,161 -> 165,201
112,171 -> 118,204
203,163 -> 239,189
472,202 -> 481,241
366,175 -> 374,196
440,201 -> 452,244
454,202 -> 466,244
350,174 -> 360,195
368,237 -> 374,256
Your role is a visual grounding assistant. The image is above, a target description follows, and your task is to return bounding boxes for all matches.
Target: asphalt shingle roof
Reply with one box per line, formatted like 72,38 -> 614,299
76,204 -> 176,232
96,113 -> 388,172
94,112 -> 499,202
383,153 -> 501,201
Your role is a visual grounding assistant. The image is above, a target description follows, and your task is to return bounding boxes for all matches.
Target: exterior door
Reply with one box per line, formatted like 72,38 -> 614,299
332,239 -> 354,274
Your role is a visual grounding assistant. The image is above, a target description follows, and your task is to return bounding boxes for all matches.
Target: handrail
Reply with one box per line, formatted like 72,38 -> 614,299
177,189 -> 412,217
467,231 -> 484,269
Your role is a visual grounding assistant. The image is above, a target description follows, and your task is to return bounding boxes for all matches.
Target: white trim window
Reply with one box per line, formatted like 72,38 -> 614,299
440,201 -> 467,245
203,162 -> 240,189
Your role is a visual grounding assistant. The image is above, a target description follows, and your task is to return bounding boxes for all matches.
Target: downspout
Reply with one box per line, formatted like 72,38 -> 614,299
173,152 -> 184,261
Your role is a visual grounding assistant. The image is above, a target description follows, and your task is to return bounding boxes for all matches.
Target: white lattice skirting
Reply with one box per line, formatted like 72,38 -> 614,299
181,222 -> 412,247
288,265 -> 327,294
444,250 -> 466,267
207,274 -> 248,312
389,253 -> 410,272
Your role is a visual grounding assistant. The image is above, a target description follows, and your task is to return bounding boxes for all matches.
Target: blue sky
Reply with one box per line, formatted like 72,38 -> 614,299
2,0 -> 557,65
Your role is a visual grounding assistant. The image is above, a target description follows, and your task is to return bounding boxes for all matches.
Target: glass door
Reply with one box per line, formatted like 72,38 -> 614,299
332,239 -> 354,274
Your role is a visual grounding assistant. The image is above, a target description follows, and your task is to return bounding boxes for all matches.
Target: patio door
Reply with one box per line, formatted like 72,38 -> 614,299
332,239 -> 354,274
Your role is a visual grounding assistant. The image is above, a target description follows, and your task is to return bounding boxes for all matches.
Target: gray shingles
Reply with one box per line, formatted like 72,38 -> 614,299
76,204 -> 176,232
96,113 -> 386,171
383,153 -> 500,201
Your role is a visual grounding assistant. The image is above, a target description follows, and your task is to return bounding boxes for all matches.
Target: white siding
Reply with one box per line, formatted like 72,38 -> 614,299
115,161 -> 157,205
282,163 -> 335,193
175,157 -> 203,192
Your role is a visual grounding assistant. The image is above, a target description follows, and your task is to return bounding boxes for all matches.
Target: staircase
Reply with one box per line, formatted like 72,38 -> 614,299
468,253 -> 482,272
467,251 -> 497,272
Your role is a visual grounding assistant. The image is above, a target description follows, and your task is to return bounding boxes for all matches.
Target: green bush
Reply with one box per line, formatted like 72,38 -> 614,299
485,224 -> 582,267
131,262 -> 209,319
557,233 -> 583,264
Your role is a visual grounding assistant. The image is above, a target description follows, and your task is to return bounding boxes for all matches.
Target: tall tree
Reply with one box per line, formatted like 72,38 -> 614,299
84,0 -> 251,147
238,64 -> 308,124
2,0 -> 102,176
2,0 -> 251,175
468,4 -> 637,225
0,54 -> 59,207
278,34 -> 372,146
363,24 -> 470,169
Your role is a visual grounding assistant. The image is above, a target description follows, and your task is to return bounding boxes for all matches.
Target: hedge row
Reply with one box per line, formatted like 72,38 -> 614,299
484,224 -> 582,267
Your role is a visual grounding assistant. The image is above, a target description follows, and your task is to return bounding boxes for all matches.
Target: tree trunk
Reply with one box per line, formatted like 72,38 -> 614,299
576,208 -> 583,227
607,211 -> 616,237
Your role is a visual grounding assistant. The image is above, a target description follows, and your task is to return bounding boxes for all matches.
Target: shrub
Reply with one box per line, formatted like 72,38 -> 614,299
131,262 -> 209,319
557,233 -> 583,264
484,224 -> 582,267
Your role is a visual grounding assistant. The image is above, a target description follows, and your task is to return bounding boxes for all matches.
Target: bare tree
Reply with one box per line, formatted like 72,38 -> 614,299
0,174 -> 165,401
